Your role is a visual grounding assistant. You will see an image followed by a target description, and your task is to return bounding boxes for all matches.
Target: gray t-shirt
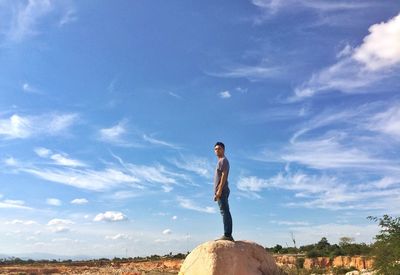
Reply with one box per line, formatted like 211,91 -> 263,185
214,157 -> 230,194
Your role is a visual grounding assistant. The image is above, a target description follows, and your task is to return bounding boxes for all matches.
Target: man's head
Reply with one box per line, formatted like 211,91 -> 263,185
214,142 -> 225,157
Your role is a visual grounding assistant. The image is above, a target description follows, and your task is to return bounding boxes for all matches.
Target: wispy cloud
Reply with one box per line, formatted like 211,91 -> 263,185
292,13 -> 400,100
368,102 -> 400,140
177,197 -> 216,213
0,113 -> 79,140
1,0 -> 77,43
70,198 -> 88,205
142,134 -> 180,149
248,101 -> 400,212
0,198 -> 32,210
5,219 -> 38,225
6,0 -> 53,42
13,150 -> 189,192
237,171 -> 400,211
22,82 -> 41,94
34,147 -> 86,167
252,0 -> 375,16
282,135 -> 399,172
168,92 -> 182,99
22,166 -> 139,191
105,233 -> 131,240
50,153 -> 86,167
169,155 -> 213,179
58,8 -> 77,27
208,64 -> 279,81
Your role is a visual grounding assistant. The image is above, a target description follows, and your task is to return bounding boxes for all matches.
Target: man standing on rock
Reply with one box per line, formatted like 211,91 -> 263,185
213,142 -> 234,242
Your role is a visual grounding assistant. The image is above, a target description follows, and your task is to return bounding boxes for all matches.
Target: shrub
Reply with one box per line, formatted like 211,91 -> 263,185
368,215 -> 400,274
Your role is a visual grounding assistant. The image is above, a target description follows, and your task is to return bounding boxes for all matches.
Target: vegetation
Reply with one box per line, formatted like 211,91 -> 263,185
266,236 -> 371,258
368,215 -> 400,275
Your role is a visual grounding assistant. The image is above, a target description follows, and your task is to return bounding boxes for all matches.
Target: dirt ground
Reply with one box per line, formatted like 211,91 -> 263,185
0,259 -> 183,275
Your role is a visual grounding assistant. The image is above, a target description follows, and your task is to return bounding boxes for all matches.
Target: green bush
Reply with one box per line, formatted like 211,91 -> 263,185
368,215 -> 400,275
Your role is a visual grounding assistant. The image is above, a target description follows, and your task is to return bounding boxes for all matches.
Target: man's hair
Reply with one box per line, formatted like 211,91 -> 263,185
214,142 -> 225,150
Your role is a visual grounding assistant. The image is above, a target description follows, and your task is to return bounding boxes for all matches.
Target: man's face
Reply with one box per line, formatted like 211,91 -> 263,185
214,145 -> 224,157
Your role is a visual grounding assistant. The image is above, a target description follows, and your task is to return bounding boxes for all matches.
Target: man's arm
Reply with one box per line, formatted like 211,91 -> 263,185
214,172 -> 228,201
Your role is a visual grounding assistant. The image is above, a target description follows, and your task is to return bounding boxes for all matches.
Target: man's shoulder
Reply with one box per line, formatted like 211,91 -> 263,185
218,156 -> 229,163
219,157 -> 229,168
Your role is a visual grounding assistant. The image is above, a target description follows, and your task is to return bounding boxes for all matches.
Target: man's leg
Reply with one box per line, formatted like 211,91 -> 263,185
218,188 -> 233,237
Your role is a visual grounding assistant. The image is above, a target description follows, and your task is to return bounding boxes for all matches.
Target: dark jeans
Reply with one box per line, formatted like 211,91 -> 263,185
217,188 -> 233,237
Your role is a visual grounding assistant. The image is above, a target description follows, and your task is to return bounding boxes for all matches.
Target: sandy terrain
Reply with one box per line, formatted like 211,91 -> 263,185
0,259 -> 182,275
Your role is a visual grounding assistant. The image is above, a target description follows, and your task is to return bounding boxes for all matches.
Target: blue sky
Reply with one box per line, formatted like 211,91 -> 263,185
1,0 -> 400,258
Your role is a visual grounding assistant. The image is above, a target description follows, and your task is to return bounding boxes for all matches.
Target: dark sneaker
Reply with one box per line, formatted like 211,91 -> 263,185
216,235 -> 235,242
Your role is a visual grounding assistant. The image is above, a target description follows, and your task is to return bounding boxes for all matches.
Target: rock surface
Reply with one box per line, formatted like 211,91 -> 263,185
179,240 -> 283,275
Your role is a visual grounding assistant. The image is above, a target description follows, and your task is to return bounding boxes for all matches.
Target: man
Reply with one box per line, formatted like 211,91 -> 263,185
213,142 -> 234,242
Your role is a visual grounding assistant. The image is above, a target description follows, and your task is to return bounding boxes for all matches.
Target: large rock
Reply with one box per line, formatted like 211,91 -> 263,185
178,240 -> 284,275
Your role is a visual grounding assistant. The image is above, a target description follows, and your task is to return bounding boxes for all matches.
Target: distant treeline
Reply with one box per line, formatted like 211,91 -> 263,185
265,236 -> 371,258
0,252 -> 188,265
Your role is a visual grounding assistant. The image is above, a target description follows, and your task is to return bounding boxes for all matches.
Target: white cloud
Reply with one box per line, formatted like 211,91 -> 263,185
22,167 -> 139,191
47,219 -> 73,233
162,229 -> 172,235
47,219 -> 74,226
252,0 -> 373,15
48,113 -> 78,134
110,190 -> 141,200
46,198 -> 62,206
293,13 -> 400,100
59,8 -> 77,27
0,199 -> 32,210
34,147 -> 86,167
209,64 -> 279,81
6,0 -> 53,42
0,113 -> 78,140
177,197 -> 216,214
270,220 -> 310,226
1,0 -> 77,43
70,198 -> 88,205
170,155 -> 212,178
282,135 -> 396,171
94,211 -> 127,222
35,147 -> 52,158
5,219 -> 37,225
142,134 -> 180,149
50,153 -> 86,167
219,91 -> 231,99
99,121 -> 127,144
238,170 -> 400,211
4,157 -> 18,166
50,226 -> 70,233
0,114 -> 32,139
353,14 -> 400,71
105,233 -> 130,240
22,82 -> 39,93
369,104 -> 400,139
168,92 -> 182,99
172,215 -> 178,220
19,152 -> 188,192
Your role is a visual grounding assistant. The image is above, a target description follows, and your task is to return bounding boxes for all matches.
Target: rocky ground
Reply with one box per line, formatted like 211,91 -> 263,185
0,259 -> 182,275
0,255 -> 376,274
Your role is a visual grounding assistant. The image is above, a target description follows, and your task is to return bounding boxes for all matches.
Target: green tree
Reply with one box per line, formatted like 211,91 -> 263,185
368,215 -> 400,274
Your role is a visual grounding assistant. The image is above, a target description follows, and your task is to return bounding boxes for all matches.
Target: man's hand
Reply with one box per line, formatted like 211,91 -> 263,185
214,189 -> 222,201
